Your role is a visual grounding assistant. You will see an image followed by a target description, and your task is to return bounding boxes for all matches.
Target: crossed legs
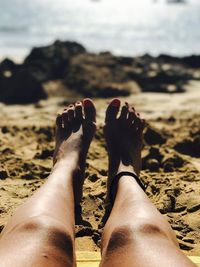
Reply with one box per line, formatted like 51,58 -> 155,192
0,99 -> 195,267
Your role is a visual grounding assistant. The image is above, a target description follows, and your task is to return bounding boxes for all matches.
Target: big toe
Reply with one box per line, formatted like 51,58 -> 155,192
83,98 -> 96,122
105,98 -> 121,123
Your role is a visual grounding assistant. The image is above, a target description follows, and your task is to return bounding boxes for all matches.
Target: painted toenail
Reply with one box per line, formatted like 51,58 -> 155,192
84,99 -> 93,107
110,99 -> 120,107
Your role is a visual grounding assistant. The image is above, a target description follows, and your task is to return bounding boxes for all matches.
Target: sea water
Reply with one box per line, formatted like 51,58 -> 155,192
0,0 -> 200,58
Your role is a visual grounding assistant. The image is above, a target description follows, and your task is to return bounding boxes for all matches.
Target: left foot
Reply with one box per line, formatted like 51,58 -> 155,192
104,99 -> 145,203
53,99 -> 96,206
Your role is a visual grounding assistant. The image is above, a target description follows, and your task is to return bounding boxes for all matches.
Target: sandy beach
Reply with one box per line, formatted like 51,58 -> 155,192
0,41 -> 200,257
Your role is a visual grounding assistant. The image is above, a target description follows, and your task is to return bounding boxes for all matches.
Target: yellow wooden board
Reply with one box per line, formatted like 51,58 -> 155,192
76,252 -> 200,267
76,251 -> 101,267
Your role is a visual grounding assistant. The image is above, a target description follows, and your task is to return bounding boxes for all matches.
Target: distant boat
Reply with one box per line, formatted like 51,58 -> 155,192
167,0 -> 186,3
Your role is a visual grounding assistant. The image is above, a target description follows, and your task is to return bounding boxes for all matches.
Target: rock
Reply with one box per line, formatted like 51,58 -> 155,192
35,148 -> 53,159
182,55 -> 200,68
0,58 -> 19,73
65,53 -> 131,97
24,40 -> 86,82
174,134 -> 200,157
157,54 -> 180,64
163,162 -> 174,172
0,168 -> 8,179
162,155 -> 184,172
88,174 -> 99,182
144,126 -> 167,145
99,169 -> 107,176
142,147 -> 164,170
0,68 -> 47,104
146,159 -> 159,171
75,226 -> 94,237
1,126 -> 9,134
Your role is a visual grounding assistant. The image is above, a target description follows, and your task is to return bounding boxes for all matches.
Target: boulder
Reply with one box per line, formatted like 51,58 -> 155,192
0,68 -> 47,104
65,53 -> 131,97
144,126 -> 167,145
24,40 -> 86,82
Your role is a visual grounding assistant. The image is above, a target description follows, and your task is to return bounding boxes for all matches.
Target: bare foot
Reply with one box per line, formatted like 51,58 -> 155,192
53,99 -> 96,208
104,98 -> 145,204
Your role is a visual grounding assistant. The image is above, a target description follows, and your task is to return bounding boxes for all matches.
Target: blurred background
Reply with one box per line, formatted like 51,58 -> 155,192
1,0 -> 200,59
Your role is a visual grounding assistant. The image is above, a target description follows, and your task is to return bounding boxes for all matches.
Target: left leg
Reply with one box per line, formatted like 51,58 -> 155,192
0,99 -> 96,267
100,99 -> 195,267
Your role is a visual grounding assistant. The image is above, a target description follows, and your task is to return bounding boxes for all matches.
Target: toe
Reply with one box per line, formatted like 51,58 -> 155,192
119,102 -> 129,121
62,110 -> 69,128
75,101 -> 83,121
105,98 -> 120,123
56,114 -> 62,129
127,107 -> 136,125
67,104 -> 75,123
83,98 -> 96,122
132,112 -> 141,131
140,118 -> 146,131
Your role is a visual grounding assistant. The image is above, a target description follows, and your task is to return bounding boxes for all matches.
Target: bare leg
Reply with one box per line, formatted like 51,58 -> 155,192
100,99 -> 195,267
0,99 -> 96,267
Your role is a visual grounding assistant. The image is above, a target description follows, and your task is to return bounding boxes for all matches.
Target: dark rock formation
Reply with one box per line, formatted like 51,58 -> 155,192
65,53 -> 131,97
24,40 -> 86,82
174,134 -> 200,157
0,68 -> 47,104
1,40 -> 199,103
144,126 -> 167,145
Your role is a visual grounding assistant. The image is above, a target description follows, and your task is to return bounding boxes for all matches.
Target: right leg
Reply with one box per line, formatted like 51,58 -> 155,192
0,99 -> 96,267
100,99 -> 195,267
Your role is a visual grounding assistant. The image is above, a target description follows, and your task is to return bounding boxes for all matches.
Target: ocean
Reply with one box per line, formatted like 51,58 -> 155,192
0,0 -> 200,59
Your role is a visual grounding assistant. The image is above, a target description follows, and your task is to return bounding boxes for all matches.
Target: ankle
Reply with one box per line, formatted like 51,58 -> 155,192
112,161 -> 140,178
117,163 -> 137,175
53,155 -> 80,174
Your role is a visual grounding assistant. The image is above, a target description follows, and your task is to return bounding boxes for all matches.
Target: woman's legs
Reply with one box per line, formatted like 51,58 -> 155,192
100,99 -> 195,267
0,99 -> 96,267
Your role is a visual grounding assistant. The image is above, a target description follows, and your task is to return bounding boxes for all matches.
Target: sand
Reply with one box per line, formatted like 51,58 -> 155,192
0,80 -> 200,256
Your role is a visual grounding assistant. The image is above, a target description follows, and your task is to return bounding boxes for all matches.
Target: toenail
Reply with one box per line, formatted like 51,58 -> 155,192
110,99 -> 120,107
84,99 -> 93,107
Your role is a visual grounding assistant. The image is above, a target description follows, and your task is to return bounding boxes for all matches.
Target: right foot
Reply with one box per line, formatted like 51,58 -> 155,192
53,99 -> 96,207
104,99 -> 145,204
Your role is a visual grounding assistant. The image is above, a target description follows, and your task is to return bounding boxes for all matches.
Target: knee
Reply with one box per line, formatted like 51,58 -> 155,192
105,225 -> 134,254
136,220 -> 168,237
105,222 -> 168,254
14,216 -> 74,258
